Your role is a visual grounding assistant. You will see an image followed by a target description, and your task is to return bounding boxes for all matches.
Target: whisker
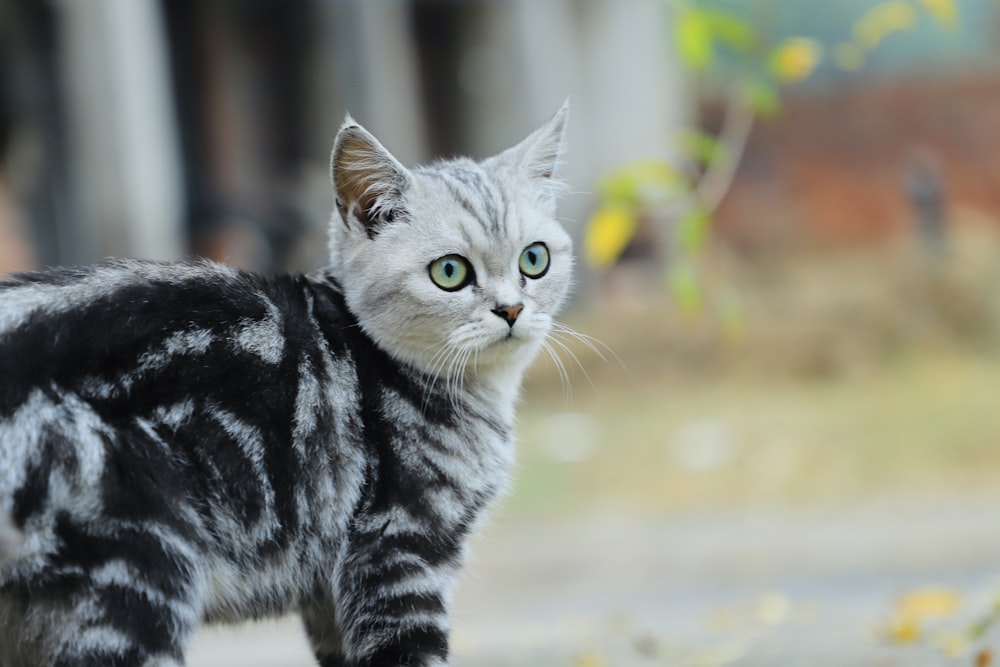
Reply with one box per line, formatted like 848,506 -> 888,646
422,342 -> 457,415
551,322 -> 628,374
547,334 -> 598,393
541,340 -> 572,402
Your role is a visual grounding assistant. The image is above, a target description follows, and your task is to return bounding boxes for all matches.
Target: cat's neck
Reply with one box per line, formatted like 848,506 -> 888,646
307,271 -> 526,424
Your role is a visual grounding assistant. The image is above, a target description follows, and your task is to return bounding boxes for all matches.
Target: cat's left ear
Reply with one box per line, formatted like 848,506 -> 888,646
331,117 -> 412,238
489,100 -> 570,202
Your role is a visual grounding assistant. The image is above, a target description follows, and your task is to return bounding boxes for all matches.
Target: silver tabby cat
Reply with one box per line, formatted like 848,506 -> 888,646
0,104 -> 572,666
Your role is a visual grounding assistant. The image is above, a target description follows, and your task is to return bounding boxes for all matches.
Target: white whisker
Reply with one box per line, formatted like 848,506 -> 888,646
551,322 -> 627,374
546,334 -> 598,393
541,340 -> 572,402
421,341 -> 459,415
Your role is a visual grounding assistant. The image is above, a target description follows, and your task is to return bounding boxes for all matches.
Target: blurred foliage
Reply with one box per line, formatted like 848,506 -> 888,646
876,586 -> 1000,664
584,0 -> 961,311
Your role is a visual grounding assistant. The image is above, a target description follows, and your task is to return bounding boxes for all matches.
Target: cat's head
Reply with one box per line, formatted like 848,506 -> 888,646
328,104 -> 572,386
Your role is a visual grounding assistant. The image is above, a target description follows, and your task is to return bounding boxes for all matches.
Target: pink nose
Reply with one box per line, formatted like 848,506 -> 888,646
491,303 -> 524,327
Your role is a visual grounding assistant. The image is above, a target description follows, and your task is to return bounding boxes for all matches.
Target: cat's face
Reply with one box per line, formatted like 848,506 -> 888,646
328,105 -> 572,384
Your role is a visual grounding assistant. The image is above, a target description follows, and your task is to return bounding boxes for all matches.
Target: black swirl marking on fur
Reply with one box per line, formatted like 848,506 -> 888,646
0,263 -> 100,288
100,430 -> 187,527
353,557 -> 426,591
315,656 -> 348,667
315,655 -> 348,667
0,263 -> 266,418
11,458 -> 50,528
373,530 -> 465,571
178,406 -> 268,529
94,584 -> 185,659
49,515 -> 192,600
360,624 -> 449,665
54,648 -> 147,667
301,274 -> 354,360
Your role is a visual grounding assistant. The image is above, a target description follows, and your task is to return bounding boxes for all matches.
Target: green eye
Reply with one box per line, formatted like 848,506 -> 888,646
519,242 -> 550,278
429,254 -> 472,291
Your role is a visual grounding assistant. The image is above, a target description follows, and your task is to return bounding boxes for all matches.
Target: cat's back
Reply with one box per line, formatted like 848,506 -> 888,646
0,260 -> 361,528
0,260 -> 368,584
0,259 -> 336,412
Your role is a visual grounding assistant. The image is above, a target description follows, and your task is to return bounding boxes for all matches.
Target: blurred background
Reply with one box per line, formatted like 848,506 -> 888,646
3,0 -> 1000,665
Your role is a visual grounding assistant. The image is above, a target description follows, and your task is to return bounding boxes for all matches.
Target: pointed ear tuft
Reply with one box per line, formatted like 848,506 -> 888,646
526,98 -> 570,181
489,100 -> 570,204
330,118 -> 411,237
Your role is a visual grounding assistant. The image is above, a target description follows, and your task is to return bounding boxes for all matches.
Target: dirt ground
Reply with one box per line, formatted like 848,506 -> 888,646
185,494 -> 1000,666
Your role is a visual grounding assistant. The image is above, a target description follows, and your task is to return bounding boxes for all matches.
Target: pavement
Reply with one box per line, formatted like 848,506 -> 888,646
186,494 -> 1000,666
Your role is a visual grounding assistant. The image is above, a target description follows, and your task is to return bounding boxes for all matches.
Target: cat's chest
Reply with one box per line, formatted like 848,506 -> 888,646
393,397 -> 509,473
363,385 -> 515,526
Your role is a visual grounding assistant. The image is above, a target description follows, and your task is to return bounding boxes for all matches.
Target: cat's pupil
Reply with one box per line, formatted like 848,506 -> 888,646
526,251 -> 537,266
445,263 -> 455,277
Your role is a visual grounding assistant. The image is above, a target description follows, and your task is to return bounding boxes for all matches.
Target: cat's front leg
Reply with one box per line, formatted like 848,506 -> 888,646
301,596 -> 347,667
332,528 -> 460,667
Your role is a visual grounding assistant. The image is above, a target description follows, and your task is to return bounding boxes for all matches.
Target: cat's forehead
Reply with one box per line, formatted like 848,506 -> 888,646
408,159 -> 549,250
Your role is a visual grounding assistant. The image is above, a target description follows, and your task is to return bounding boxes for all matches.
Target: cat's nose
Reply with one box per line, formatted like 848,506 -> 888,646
491,303 -> 524,327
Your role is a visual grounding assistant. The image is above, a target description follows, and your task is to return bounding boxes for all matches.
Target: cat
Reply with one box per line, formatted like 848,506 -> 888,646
0,103 -> 572,667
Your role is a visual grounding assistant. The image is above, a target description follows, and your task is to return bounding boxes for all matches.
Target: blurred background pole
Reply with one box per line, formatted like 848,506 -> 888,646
509,0 -> 687,290
353,2 -> 427,165
509,0 -> 686,218
56,0 -> 183,263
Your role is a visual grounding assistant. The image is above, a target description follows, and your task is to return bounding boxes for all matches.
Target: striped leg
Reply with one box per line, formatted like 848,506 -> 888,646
302,597 -> 347,667
334,530 -> 458,667
7,518 -> 199,667
23,579 -> 195,667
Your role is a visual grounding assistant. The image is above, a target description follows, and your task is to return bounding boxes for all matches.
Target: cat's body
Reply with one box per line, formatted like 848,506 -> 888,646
0,106 -> 572,666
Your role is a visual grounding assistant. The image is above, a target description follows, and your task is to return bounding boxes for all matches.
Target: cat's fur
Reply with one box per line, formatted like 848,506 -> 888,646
0,105 -> 572,667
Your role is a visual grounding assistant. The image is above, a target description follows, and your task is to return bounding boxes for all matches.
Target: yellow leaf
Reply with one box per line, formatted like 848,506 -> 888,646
584,206 -> 637,269
882,1 -> 917,31
771,38 -> 823,83
921,0 -> 958,29
574,650 -> 607,667
879,588 -> 963,646
853,1 -> 917,50
896,587 -> 963,620
938,632 -> 968,659
885,614 -> 923,644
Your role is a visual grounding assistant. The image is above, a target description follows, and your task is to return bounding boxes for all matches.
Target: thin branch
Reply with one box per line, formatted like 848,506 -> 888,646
663,90 -> 756,219
695,89 -> 756,214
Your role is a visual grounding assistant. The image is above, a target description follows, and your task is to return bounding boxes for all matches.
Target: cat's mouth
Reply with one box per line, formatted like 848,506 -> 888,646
490,325 -> 531,349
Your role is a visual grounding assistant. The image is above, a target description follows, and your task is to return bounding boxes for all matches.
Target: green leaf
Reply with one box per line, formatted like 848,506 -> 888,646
597,162 -> 685,206
676,205 -> 712,255
702,9 -> 757,53
680,130 -> 727,168
675,8 -> 714,71
668,261 -> 703,315
743,80 -> 781,117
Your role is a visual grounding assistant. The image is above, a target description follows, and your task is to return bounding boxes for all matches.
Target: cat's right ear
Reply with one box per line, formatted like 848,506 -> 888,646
330,117 -> 411,238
